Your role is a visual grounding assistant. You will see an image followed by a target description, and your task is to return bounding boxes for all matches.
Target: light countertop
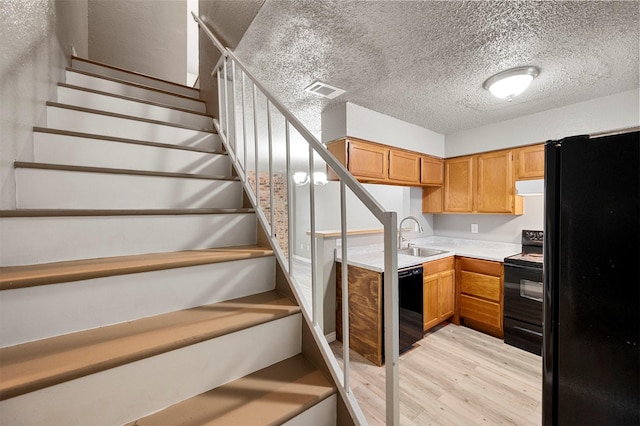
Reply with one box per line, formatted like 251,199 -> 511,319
335,236 -> 521,272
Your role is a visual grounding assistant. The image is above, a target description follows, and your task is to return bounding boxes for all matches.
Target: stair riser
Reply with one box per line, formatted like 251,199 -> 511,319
71,58 -> 200,98
46,106 -> 217,150
65,70 -> 205,112
0,214 -> 257,266
0,314 -> 302,426
283,394 -> 338,426
0,256 -> 275,347
33,133 -> 229,176
15,168 -> 242,210
57,85 -> 212,130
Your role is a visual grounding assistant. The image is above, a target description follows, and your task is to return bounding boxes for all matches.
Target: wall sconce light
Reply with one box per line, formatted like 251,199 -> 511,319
483,66 -> 540,102
293,171 -> 328,186
293,172 -> 309,185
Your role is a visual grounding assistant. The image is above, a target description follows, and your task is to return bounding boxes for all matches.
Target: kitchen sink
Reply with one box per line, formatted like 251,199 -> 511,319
397,247 -> 448,257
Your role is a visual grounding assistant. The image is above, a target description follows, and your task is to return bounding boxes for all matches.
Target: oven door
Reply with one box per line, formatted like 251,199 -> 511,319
504,262 -> 543,326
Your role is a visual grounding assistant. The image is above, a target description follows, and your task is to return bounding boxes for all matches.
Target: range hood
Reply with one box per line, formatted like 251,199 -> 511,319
516,179 -> 544,196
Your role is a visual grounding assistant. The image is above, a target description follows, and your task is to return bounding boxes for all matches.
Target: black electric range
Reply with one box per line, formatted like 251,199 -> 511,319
503,230 -> 543,355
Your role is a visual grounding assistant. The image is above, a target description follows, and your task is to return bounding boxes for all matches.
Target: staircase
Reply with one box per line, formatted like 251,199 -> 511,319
0,58 -> 337,425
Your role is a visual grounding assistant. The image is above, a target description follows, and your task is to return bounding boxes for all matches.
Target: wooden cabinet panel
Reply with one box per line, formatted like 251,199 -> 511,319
438,270 -> 455,320
336,263 -> 383,366
423,257 -> 456,332
348,140 -> 388,180
516,144 -> 545,179
476,150 -> 514,213
459,295 -> 501,329
443,156 -> 474,212
456,256 -> 503,337
459,271 -> 501,302
389,149 -> 420,183
423,274 -> 440,330
421,156 -> 444,185
458,257 -> 503,276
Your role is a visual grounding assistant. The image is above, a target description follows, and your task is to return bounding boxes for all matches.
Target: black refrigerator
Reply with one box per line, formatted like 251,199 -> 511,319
543,130 -> 639,425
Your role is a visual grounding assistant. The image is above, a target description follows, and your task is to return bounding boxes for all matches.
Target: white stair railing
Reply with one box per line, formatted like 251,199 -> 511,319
193,12 -> 400,425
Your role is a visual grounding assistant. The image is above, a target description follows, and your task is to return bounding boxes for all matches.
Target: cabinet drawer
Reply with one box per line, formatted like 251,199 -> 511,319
458,257 -> 502,276
423,256 -> 454,275
460,271 -> 501,301
460,295 -> 501,328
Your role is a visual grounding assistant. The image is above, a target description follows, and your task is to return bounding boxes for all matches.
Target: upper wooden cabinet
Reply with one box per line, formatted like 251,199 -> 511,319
443,156 -> 474,212
516,144 -> 545,180
476,150 -> 515,214
421,156 -> 444,185
347,140 -> 388,180
326,137 -> 443,187
426,149 -> 523,215
389,149 -> 421,183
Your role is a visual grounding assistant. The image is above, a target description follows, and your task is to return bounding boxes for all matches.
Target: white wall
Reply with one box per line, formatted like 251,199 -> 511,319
322,102 -> 445,157
0,0 -> 88,209
433,196 -> 544,244
445,89 -> 640,157
88,0 -> 187,84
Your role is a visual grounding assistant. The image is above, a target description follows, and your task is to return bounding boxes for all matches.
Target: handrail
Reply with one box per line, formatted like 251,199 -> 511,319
192,11 -> 399,425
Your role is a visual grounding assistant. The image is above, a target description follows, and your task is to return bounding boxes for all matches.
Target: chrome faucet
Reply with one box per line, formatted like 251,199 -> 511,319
398,216 -> 424,249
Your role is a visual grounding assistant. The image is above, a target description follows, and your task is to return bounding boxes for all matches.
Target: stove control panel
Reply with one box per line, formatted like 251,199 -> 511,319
522,230 -> 544,246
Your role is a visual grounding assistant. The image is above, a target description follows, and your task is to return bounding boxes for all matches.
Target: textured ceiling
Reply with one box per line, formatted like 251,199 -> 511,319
233,0 -> 639,137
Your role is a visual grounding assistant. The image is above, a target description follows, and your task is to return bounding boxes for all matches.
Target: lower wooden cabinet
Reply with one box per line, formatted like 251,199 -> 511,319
423,256 -> 455,331
455,256 -> 504,338
335,262 -> 383,366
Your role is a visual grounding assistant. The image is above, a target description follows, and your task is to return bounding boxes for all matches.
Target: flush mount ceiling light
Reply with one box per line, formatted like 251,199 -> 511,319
483,66 -> 540,102
304,80 -> 346,99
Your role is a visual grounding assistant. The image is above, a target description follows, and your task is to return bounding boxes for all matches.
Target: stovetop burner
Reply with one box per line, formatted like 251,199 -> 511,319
505,230 -> 544,267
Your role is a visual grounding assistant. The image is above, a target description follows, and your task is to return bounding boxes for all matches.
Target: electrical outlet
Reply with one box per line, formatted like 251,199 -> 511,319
471,223 -> 478,233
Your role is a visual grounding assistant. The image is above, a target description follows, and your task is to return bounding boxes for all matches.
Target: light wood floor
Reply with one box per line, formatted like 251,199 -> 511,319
330,323 -> 542,426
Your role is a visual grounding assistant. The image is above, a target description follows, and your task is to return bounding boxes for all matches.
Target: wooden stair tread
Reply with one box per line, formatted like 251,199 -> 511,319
125,354 -> 335,426
0,245 -> 271,290
65,67 -> 203,102
14,161 -> 238,181
33,127 -> 225,154
47,101 -> 215,132
0,290 -> 298,401
71,56 -> 200,94
58,82 -> 214,117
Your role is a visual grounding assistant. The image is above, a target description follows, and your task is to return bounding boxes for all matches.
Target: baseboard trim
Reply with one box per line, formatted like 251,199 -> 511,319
324,331 -> 336,343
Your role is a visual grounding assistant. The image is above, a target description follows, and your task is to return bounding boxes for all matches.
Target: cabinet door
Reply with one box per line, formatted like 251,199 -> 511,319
423,274 -> 439,331
421,156 -> 444,185
476,150 -> 514,213
389,149 -> 420,183
516,144 -> 545,179
443,156 -> 474,212
438,270 -> 455,320
348,140 -> 388,180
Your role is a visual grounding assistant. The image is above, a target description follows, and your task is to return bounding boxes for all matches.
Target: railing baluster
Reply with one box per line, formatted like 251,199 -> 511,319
216,66 -> 223,138
309,147 -> 320,327
340,180 -> 349,392
285,121 -> 293,274
241,71 -> 248,177
252,83 -> 259,201
384,213 -> 399,426
223,58 -> 230,151
230,60 -> 238,163
267,101 -> 275,238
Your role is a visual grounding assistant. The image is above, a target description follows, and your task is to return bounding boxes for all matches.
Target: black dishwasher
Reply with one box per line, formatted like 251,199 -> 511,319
398,265 -> 424,352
